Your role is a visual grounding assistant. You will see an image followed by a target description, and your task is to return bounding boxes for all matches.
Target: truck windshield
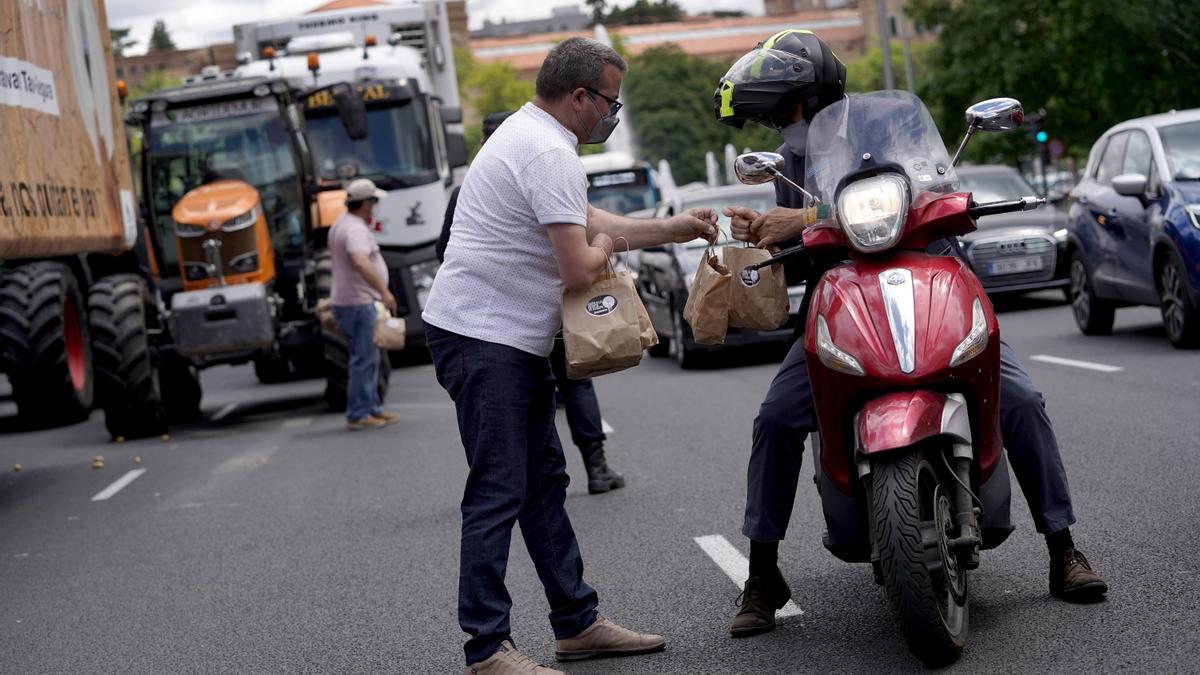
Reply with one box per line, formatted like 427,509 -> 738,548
307,99 -> 439,188
146,99 -> 304,274
586,168 -> 657,215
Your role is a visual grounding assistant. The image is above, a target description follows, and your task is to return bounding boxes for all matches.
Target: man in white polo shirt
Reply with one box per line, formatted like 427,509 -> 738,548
424,37 -> 717,675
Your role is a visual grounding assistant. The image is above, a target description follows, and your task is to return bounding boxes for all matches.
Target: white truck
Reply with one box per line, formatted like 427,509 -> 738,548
232,1 -> 467,346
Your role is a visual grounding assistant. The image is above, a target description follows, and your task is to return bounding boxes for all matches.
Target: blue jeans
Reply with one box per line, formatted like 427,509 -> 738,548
744,338 -> 1076,541
332,304 -> 382,421
549,338 -> 606,449
425,324 -> 599,665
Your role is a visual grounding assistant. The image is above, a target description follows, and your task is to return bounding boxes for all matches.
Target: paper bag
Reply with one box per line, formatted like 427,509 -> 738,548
316,298 -> 339,334
725,245 -> 789,331
373,305 -> 407,351
683,247 -> 731,345
562,269 -> 645,379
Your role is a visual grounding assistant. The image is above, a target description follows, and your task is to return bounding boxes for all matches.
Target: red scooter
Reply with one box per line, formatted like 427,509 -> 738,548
737,91 -> 1045,666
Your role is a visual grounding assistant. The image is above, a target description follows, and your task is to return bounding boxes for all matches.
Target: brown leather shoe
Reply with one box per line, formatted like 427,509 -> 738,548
1050,548 -> 1108,602
554,616 -> 665,661
374,410 -> 400,424
346,416 -> 388,431
730,571 -> 792,638
465,640 -> 563,674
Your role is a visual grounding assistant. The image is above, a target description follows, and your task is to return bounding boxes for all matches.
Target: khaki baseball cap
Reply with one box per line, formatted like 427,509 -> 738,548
345,178 -> 387,202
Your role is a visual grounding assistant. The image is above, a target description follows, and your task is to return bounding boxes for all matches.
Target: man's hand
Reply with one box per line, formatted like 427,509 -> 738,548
751,207 -> 808,248
666,207 -> 718,244
381,289 -> 398,313
723,206 -> 761,243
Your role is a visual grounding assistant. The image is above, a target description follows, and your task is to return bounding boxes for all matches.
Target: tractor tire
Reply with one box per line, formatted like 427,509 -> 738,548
87,274 -> 167,440
0,262 -> 94,426
871,451 -> 969,667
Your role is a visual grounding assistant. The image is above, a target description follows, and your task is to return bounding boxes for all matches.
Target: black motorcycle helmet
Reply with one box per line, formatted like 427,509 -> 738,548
714,30 -> 847,129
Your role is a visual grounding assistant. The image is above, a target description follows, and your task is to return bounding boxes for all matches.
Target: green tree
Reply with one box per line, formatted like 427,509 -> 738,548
148,20 -> 176,52
586,0 -> 608,25
604,0 -> 682,27
455,48 -> 535,158
908,0 -> 1200,165
109,27 -> 137,57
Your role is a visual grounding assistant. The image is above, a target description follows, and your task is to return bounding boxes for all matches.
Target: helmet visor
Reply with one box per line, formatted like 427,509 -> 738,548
723,48 -> 816,86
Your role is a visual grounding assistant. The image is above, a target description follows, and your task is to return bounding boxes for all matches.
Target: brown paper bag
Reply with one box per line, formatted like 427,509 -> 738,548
683,247 -> 732,344
562,268 -> 645,379
316,298 -> 339,334
373,306 -> 407,351
725,245 -> 789,331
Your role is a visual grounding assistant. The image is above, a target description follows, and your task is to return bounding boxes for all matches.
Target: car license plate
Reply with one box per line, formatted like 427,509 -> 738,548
987,256 -> 1043,276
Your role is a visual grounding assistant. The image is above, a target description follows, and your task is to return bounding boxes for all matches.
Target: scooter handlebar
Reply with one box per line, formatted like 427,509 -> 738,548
745,241 -> 807,271
967,195 -> 1046,219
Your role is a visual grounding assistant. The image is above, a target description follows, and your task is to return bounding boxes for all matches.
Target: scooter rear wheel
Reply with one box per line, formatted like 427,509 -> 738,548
871,450 -> 968,667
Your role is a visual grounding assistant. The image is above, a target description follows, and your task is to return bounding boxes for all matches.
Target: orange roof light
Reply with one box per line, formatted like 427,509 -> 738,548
365,34 -> 377,47
262,45 -> 277,59
307,52 -> 320,72
116,79 -> 128,101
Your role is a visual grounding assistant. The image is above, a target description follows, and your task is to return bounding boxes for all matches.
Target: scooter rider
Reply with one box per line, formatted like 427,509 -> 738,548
714,30 -> 1108,639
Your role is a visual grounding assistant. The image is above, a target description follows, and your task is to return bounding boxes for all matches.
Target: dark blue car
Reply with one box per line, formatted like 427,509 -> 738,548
1066,109 -> 1200,348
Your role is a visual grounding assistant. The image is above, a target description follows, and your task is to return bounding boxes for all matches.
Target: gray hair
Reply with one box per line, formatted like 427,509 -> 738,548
535,37 -> 627,101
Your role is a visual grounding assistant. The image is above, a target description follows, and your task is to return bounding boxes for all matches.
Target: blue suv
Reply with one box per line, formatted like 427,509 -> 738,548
1067,109 -> 1200,348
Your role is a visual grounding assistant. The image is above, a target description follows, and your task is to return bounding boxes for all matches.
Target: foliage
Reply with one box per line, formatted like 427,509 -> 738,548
455,48 -> 534,158
129,69 -> 181,99
599,0 -> 682,27
148,20 -> 176,52
109,27 -> 137,57
586,0 -> 607,25
623,45 -> 779,184
844,42 -> 930,93
908,0 -> 1200,165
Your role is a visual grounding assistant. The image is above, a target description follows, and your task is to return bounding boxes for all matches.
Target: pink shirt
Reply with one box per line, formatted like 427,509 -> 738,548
329,212 -> 388,307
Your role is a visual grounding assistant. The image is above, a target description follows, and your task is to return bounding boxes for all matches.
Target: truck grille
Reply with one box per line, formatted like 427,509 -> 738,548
389,23 -> 427,51
177,225 -> 259,282
967,234 -> 1057,286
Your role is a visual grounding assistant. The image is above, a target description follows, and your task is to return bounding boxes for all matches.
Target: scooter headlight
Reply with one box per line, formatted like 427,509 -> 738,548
836,173 -> 909,253
949,297 -> 988,368
816,314 -> 865,377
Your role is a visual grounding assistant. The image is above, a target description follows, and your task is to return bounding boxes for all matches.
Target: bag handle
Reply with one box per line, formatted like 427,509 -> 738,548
612,236 -> 632,274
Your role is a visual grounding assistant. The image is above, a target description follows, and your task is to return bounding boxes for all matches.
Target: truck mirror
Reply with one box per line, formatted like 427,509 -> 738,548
331,82 -> 368,141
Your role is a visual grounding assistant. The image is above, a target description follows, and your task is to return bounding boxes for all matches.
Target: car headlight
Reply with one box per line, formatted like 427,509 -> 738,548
222,207 -> 257,232
409,258 -> 440,310
1054,227 -> 1068,243
1187,205 -> 1200,230
949,297 -> 988,368
836,173 -> 909,253
816,314 -> 865,376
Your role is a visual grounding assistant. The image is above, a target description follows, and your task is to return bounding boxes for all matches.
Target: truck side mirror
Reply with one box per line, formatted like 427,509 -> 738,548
331,83 -> 368,141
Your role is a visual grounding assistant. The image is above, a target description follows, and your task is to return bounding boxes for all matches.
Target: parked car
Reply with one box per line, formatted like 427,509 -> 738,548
1067,109 -> 1200,347
636,183 -> 805,367
957,165 -> 1070,298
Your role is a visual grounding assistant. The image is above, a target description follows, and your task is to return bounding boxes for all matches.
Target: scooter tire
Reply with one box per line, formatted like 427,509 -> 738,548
871,451 -> 968,667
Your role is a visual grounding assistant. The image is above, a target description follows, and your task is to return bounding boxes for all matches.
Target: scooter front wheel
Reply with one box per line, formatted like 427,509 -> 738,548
871,450 -> 968,666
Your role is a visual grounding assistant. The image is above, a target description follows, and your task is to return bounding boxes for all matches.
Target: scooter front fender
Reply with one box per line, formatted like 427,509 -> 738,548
857,390 -> 971,456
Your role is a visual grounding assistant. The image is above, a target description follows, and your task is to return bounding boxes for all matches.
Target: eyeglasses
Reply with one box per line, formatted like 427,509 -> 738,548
584,87 -> 622,116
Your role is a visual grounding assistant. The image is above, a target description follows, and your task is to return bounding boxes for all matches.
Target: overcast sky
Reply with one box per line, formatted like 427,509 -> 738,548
105,0 -> 765,54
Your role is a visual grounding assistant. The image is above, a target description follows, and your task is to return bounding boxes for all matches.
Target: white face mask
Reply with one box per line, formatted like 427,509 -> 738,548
781,120 -> 809,156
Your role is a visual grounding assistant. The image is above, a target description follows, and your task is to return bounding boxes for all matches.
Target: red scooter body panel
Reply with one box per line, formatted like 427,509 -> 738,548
804,250 -> 1002,495
857,390 -> 950,455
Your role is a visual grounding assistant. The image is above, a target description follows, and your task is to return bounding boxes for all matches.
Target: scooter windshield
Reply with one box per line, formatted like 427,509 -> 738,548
803,90 -> 958,213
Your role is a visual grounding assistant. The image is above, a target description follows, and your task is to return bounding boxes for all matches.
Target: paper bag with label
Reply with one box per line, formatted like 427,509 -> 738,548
725,245 -> 789,331
373,303 -> 407,351
316,298 -> 339,335
562,269 -> 645,379
683,247 -> 732,344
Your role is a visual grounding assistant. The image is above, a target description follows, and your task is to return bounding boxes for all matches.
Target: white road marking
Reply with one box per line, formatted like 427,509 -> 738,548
281,416 -> 315,429
1029,354 -> 1124,373
694,534 -> 803,618
601,419 -> 615,435
211,403 -> 238,421
91,469 -> 146,502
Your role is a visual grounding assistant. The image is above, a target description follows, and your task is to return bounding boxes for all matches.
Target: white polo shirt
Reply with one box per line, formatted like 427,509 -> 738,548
422,103 -> 587,357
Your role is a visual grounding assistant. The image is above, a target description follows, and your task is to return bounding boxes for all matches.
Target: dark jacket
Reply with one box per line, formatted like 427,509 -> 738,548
435,185 -> 461,263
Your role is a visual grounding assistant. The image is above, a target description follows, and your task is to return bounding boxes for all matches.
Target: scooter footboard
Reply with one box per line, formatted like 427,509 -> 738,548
856,390 -> 970,456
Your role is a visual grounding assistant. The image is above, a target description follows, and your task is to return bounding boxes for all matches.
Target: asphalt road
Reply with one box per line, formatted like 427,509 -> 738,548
1,292 -> 1198,673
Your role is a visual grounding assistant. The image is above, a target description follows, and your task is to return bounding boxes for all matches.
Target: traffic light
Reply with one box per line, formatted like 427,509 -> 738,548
1025,110 -> 1047,144
1036,130 -> 1048,144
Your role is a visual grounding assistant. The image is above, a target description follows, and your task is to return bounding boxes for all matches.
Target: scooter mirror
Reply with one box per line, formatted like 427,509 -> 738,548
735,152 -> 786,185
964,97 -> 1024,132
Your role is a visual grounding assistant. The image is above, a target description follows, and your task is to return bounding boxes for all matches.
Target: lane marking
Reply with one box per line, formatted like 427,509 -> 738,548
281,416 -> 315,429
211,403 -> 238,421
91,469 -> 146,502
1029,354 -> 1123,373
601,419 -> 615,435
694,534 -> 803,618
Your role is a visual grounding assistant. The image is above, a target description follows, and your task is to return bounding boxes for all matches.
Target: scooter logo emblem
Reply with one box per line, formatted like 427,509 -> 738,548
886,272 -> 905,286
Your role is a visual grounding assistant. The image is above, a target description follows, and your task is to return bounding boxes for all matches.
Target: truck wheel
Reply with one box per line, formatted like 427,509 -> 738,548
88,274 -> 167,440
160,358 -> 202,423
1158,251 -> 1200,349
871,451 -> 968,667
0,262 -> 94,425
253,353 -> 294,383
